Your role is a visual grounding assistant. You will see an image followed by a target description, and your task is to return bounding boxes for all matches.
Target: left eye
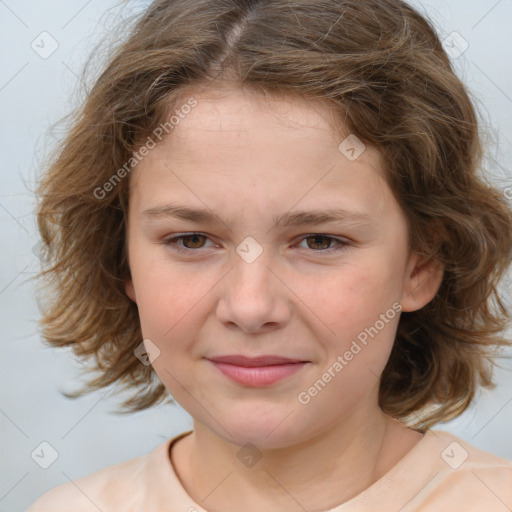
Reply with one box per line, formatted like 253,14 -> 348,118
163,233 -> 349,254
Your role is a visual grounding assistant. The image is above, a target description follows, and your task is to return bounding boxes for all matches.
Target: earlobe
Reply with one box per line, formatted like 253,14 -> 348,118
400,253 -> 444,313
125,279 -> 137,303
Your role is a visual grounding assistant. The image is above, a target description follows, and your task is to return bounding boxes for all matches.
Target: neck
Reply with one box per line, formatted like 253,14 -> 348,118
171,409 -> 423,512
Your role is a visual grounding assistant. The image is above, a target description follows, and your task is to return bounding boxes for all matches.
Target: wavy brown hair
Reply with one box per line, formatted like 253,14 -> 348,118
34,0 -> 512,429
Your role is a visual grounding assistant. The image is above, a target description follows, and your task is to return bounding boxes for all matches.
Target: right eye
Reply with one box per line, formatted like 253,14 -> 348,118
162,233 -> 217,253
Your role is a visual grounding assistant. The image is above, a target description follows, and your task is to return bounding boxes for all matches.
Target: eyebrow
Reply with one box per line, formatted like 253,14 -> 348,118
141,202 -> 373,228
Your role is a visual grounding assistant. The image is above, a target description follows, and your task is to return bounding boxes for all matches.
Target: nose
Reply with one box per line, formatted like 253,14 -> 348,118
215,250 -> 291,334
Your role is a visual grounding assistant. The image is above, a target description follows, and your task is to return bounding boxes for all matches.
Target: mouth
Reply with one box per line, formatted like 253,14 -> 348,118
206,355 -> 309,387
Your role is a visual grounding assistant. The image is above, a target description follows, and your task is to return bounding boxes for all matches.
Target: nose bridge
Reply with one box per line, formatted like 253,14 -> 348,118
231,239 -> 275,295
215,238 -> 290,332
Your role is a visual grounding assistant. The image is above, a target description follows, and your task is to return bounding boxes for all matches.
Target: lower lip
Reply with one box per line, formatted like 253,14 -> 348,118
209,361 -> 307,387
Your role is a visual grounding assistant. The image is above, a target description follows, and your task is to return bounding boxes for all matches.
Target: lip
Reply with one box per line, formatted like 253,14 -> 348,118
207,355 -> 308,387
209,355 -> 305,366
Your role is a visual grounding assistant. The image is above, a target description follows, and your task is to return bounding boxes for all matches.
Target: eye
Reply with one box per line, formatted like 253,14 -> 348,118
296,234 -> 350,253
163,233 -> 215,253
162,233 -> 350,255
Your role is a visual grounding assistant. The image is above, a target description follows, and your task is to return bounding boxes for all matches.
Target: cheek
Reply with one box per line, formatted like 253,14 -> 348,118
129,254 -> 206,342
307,260 -> 400,331
305,261 -> 401,376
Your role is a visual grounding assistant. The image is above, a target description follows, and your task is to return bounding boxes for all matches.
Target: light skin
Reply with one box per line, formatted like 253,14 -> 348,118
124,85 -> 444,512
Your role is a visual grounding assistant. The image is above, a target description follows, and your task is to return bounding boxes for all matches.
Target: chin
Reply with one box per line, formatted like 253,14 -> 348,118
209,411 -> 317,451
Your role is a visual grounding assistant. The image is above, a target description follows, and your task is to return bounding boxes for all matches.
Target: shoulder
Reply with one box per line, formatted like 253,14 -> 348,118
416,430 -> 512,511
430,429 -> 512,472
25,437 -> 174,512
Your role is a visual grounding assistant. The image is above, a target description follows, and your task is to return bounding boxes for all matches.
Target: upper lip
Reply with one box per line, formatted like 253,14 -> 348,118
207,355 -> 306,367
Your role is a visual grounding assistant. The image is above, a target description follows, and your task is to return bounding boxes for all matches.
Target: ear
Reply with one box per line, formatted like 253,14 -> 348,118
400,251 -> 444,313
125,278 -> 137,303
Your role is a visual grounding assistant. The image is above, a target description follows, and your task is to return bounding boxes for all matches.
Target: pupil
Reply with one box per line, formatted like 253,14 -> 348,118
311,235 -> 327,249
186,235 -> 203,248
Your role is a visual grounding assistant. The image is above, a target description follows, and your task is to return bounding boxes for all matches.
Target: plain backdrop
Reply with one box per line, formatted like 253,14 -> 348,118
1,1 -> 511,511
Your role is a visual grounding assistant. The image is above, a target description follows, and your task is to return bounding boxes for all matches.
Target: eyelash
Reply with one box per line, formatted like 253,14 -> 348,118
162,233 -> 350,255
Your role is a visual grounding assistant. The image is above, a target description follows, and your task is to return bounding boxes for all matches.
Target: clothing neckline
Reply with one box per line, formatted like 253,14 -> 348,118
154,429 -> 443,511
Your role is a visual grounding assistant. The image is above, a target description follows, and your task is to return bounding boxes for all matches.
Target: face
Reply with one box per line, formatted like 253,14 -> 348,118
125,86 -> 442,449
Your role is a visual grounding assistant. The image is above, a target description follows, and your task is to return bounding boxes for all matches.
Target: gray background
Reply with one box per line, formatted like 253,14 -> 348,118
1,1 -> 511,511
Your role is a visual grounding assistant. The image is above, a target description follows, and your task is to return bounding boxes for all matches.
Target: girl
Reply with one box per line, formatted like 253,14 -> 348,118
28,0 -> 512,510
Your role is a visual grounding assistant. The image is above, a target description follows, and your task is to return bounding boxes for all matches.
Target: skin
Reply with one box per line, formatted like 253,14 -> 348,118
124,85 -> 444,512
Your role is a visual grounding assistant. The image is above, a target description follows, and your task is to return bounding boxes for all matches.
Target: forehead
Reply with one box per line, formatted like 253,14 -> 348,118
164,85 -> 353,150
134,85 -> 385,177
128,86 -> 396,225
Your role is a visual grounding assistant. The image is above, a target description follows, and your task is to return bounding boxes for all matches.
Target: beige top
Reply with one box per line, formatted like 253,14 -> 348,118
27,429 -> 512,511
